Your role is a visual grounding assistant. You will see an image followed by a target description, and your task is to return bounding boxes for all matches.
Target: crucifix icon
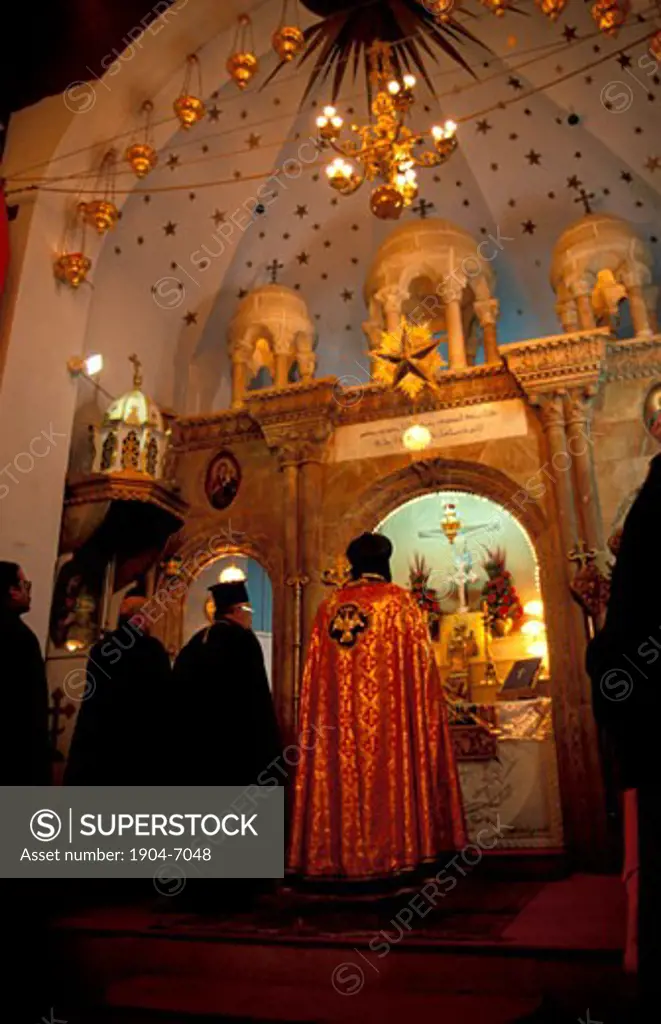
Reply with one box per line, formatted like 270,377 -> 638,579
128,352 -> 143,389
568,539 -> 598,571
573,188 -> 595,215
267,259 -> 284,284
48,687 -> 76,762
412,198 -> 435,220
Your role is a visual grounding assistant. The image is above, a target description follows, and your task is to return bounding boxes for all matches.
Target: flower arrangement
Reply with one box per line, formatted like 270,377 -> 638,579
409,553 -> 441,638
481,546 -> 523,632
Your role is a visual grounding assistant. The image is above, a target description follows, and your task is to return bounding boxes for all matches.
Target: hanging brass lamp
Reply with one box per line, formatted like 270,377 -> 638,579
126,100 -> 158,178
227,14 -> 259,90
174,54 -> 206,129
79,149 -> 119,235
272,0 -> 304,62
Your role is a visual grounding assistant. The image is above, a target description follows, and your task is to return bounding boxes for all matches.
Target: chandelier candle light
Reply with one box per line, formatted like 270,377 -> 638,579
316,41 -> 457,220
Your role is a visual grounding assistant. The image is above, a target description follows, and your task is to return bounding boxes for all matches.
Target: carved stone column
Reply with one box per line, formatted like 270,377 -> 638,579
535,393 -> 607,868
248,381 -> 337,738
277,446 -> 301,741
556,298 -> 580,334
230,342 -> 251,408
502,332 -> 611,867
474,298 -> 501,364
564,388 -> 604,557
377,286 -> 404,335
571,281 -> 596,331
443,281 -> 467,369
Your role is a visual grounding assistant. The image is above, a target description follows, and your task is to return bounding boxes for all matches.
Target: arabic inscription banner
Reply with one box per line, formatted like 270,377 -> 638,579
331,399 -> 528,462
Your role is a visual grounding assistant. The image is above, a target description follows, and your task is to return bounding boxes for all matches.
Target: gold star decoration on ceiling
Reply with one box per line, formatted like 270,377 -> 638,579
373,319 -> 445,400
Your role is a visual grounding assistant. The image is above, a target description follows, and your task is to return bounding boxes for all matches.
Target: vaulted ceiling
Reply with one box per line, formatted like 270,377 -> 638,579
6,1 -> 661,413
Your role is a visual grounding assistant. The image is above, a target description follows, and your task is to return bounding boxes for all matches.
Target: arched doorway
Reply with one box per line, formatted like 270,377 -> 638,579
375,488 -> 561,851
183,553 -> 274,686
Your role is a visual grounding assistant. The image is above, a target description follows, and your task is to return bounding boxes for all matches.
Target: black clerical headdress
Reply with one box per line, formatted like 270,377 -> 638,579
209,581 -> 250,615
346,532 -> 393,582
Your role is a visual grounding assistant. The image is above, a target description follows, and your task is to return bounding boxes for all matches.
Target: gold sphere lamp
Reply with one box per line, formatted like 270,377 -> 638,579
650,30 -> 661,62
370,183 -> 405,220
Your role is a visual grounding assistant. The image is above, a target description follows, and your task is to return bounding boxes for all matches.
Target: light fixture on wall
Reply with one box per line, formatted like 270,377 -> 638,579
67,354 -> 104,378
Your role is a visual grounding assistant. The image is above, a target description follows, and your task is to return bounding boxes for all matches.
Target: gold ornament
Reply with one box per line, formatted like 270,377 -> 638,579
373,318 -> 445,398
126,100 -> 158,178
591,0 -> 630,35
441,503 -> 461,545
174,54 -> 205,128
650,30 -> 661,61
370,183 -> 405,219
273,3 -> 304,61
535,0 -> 567,19
54,252 -> 92,288
228,14 -> 259,89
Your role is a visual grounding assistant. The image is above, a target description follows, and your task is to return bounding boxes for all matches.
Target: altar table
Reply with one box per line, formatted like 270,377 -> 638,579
451,697 -> 563,850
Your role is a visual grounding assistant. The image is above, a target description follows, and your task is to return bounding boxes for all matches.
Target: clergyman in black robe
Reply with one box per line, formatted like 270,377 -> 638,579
64,595 -> 172,785
172,579 -> 281,785
586,451 -> 661,1012
0,561 -> 51,785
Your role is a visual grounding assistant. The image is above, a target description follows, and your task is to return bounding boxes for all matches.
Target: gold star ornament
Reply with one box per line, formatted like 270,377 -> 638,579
373,319 -> 445,399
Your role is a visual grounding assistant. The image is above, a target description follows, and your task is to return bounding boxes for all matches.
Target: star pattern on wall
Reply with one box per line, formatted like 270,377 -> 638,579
98,4 -> 660,394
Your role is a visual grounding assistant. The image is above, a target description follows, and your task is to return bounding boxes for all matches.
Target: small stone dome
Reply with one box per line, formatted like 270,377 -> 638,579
550,212 -> 656,337
365,217 -> 495,303
227,282 -> 317,405
551,212 -> 653,294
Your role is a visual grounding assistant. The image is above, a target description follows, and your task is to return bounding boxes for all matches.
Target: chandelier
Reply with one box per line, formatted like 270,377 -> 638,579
315,41 -> 457,220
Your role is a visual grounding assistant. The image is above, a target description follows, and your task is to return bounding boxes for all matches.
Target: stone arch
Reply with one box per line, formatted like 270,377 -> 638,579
153,524 -> 285,708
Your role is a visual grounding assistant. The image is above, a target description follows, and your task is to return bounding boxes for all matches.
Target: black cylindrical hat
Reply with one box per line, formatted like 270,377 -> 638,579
208,581 -> 250,613
346,532 -> 393,581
